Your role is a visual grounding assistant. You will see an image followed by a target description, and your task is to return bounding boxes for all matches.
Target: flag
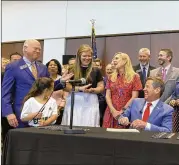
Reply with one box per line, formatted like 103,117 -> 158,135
91,24 -> 97,59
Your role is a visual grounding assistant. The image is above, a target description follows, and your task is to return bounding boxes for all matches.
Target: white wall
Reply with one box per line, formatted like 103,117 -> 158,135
43,39 -> 65,65
2,1 -> 179,62
2,1 -> 179,42
66,1 -> 179,37
2,1 -> 67,42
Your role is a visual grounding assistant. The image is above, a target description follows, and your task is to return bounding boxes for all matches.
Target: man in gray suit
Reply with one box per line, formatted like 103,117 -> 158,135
150,49 -> 179,102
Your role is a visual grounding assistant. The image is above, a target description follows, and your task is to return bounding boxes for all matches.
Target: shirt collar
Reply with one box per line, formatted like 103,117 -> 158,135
162,64 -> 171,72
140,63 -> 149,70
23,56 -> 36,65
146,99 -> 160,108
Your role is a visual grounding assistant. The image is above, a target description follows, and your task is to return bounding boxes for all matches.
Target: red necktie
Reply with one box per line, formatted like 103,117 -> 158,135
142,103 -> 152,122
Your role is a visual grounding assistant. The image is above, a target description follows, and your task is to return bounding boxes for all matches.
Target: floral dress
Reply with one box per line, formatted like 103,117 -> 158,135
103,74 -> 142,128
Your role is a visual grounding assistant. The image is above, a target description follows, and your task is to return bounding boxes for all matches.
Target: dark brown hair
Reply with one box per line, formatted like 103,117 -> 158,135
160,49 -> 173,62
23,77 -> 54,103
146,76 -> 165,96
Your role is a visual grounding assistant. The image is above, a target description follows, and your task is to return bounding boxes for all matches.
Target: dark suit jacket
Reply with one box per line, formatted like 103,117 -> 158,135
1,58 -> 64,128
133,64 -> 155,98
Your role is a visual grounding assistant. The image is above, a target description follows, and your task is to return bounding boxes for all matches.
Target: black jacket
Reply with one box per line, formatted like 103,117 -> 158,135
133,64 -> 155,98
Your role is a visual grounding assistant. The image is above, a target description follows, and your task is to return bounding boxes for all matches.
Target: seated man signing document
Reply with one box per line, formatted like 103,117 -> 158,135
118,77 -> 174,132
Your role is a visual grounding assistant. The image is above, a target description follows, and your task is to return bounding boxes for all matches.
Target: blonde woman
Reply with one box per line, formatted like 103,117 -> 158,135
103,52 -> 142,128
61,44 -> 104,127
1,58 -> 10,70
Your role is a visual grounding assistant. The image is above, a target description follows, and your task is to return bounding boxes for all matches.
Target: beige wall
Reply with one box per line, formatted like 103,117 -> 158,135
1,40 -> 44,61
66,32 -> 179,71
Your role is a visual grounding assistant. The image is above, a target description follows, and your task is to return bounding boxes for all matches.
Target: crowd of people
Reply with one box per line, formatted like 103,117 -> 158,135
1,39 -> 179,144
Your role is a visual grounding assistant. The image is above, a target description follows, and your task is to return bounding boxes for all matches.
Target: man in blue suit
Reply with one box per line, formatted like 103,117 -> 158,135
118,77 -> 174,132
1,39 -> 73,130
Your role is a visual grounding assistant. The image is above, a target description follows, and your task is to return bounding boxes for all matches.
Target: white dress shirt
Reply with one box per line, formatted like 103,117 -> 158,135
140,63 -> 149,78
142,99 -> 160,130
23,56 -> 36,72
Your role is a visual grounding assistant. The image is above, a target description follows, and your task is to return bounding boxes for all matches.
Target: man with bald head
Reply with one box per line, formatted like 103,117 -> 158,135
133,48 -> 155,98
2,39 -> 73,133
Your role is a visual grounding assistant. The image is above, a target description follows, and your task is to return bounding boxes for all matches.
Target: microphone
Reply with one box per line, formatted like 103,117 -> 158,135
61,78 -> 86,85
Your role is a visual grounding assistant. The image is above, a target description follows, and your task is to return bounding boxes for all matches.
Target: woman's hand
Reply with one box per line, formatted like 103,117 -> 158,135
84,88 -> 95,93
79,84 -> 92,92
111,110 -> 122,120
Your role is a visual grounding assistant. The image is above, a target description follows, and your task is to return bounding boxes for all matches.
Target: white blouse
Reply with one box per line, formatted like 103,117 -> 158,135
21,97 -> 58,127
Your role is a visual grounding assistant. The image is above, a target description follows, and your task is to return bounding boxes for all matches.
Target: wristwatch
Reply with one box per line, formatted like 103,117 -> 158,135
122,107 -> 127,112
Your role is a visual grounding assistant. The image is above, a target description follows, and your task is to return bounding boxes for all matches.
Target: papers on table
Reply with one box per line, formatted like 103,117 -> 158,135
106,128 -> 140,133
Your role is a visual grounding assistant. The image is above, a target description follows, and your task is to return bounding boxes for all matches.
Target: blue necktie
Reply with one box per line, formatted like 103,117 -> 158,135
143,66 -> 146,82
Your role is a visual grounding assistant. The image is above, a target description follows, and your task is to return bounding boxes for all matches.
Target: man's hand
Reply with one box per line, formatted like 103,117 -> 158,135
6,114 -> 19,127
118,117 -> 130,126
131,119 -> 147,129
61,70 -> 74,82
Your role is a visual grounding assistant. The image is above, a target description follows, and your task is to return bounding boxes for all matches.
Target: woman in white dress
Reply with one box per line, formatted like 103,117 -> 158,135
61,44 -> 104,127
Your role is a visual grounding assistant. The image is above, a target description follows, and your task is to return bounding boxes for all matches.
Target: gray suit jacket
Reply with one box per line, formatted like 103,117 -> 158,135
150,65 -> 179,102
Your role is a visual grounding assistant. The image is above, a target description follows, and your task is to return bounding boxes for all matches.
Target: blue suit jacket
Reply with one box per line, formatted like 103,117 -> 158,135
120,98 -> 174,132
1,58 -> 63,127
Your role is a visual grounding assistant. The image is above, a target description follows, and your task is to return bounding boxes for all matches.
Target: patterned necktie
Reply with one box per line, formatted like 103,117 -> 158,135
31,63 -> 38,79
162,68 -> 166,81
142,103 -> 152,122
143,66 -> 146,83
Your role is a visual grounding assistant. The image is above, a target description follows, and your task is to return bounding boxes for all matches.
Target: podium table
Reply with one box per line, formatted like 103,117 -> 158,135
2,127 -> 179,165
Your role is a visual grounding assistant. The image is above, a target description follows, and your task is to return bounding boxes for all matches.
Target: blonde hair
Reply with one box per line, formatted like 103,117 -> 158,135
2,58 -> 10,69
111,52 -> 136,83
74,44 -> 93,81
139,48 -> 150,55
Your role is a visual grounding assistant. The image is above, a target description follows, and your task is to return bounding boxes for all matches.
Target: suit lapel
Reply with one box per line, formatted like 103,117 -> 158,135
156,67 -> 162,78
135,64 -> 144,85
19,59 -> 35,80
138,99 -> 146,119
148,100 -> 162,123
147,65 -> 153,77
165,65 -> 173,83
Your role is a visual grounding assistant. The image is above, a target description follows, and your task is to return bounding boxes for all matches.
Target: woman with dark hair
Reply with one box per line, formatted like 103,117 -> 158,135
46,59 -> 64,112
20,77 -> 58,127
61,44 -> 104,127
46,59 -> 62,81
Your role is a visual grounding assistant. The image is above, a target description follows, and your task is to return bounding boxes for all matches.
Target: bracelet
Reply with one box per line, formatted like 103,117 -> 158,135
75,86 -> 79,92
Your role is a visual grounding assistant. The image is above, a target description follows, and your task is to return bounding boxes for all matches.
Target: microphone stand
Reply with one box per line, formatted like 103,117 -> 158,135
64,83 -> 85,134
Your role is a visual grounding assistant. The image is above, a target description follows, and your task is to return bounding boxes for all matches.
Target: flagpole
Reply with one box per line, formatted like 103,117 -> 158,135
90,19 -> 96,27
90,19 -> 97,59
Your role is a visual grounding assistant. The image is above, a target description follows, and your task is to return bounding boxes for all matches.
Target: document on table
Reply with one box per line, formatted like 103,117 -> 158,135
106,128 -> 140,133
